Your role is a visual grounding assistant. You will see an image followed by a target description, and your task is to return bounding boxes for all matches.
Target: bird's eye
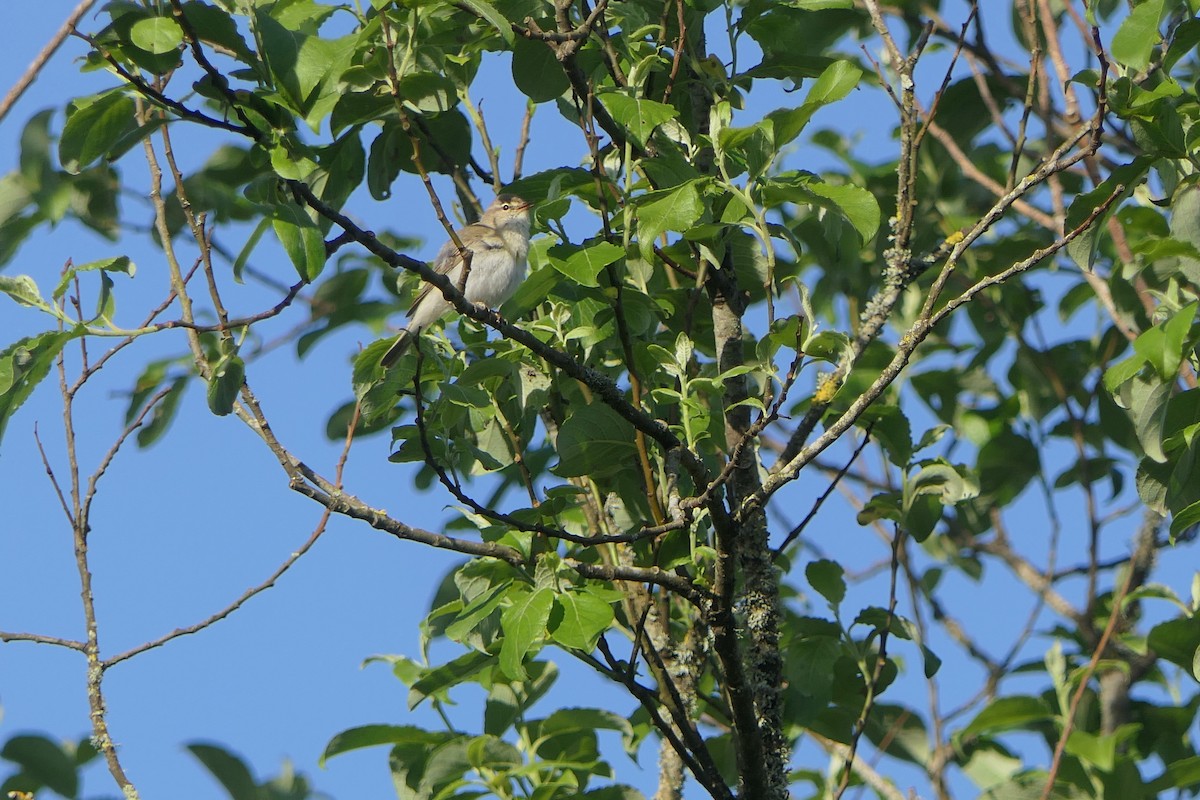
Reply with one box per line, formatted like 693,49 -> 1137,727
502,203 -> 511,210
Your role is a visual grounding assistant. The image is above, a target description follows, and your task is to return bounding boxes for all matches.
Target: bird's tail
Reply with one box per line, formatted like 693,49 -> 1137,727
380,329 -> 414,368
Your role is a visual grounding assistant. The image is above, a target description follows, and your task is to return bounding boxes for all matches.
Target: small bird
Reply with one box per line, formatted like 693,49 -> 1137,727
381,194 -> 532,367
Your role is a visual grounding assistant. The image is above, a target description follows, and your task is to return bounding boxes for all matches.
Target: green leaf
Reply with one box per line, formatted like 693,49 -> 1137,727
782,0 -> 853,7
500,586 -> 554,680
322,725 -> 450,766
1134,301 -> 1198,380
805,180 -> 879,242
548,240 -> 624,287
233,219 -> 272,283
187,743 -> 258,800
206,353 -> 245,416
921,644 -> 942,678
460,0 -> 515,45
410,738 -> 472,797
137,376 -> 187,448
408,650 -> 496,709
1123,373 -> 1171,463
958,741 -> 1021,790
854,606 -> 904,636
598,92 -> 678,149
0,274 -> 51,311
445,581 -> 511,643
1148,755 -> 1200,793
905,460 -> 978,508
270,144 -> 319,181
553,403 -> 637,477
1111,0 -> 1166,71
636,180 -> 705,259
977,429 -> 1039,503
863,704 -> 931,766
858,405 -> 912,467
550,590 -> 615,651
52,255 -> 136,301
1065,157 -> 1151,270
512,36 -> 570,103
541,706 -> 635,739
1147,617 -> 1200,675
961,696 -> 1053,738
806,559 -> 845,608
717,121 -> 775,179
397,72 -> 458,114
0,329 -> 83,448
273,205 -> 326,281
582,785 -> 647,800
1170,499 -> 1200,544
0,735 -> 78,798
128,15 -> 184,54
465,734 -> 522,771
59,91 -> 137,174
254,11 -> 303,113
181,1 -> 254,61
857,491 -> 902,527
768,59 -> 862,147
762,174 -> 879,242
1169,184 -> 1200,277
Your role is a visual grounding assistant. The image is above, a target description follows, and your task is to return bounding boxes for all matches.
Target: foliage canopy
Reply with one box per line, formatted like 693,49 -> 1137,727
2,1 -> 1200,799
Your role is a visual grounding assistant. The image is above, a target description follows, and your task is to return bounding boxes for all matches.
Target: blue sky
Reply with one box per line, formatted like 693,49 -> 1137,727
1,4 -> 1196,800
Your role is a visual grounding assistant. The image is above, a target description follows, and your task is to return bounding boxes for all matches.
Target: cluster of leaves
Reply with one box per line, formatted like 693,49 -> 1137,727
0,732 -> 313,800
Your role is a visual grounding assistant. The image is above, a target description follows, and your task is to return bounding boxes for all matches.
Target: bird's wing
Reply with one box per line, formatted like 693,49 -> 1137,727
406,223 -> 495,316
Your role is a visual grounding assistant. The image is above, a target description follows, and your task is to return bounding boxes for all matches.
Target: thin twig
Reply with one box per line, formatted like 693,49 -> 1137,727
32,423 -> 75,525
0,631 -> 87,650
773,425 -> 873,557
0,0 -> 99,124
833,524 -> 904,800
81,386 -> 173,522
512,102 -> 535,180
106,403 -> 362,668
1038,564 -> 1137,800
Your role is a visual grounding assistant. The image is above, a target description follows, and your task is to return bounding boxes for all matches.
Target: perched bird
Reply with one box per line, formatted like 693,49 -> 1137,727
380,194 -> 532,367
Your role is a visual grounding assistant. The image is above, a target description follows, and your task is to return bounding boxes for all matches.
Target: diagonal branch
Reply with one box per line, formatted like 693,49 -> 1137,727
0,0 -> 98,124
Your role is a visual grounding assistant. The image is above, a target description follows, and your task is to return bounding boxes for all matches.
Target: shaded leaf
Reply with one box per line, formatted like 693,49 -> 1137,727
0,735 -> 78,798
961,696 -> 1053,738
187,743 -> 258,800
59,91 -> 136,174
408,650 -> 496,709
553,403 -> 637,477
273,205 -> 326,281
206,353 -> 245,416
321,725 -> 450,766
806,559 -> 845,608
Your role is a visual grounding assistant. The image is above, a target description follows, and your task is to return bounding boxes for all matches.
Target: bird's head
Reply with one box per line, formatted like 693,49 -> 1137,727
485,194 -> 533,229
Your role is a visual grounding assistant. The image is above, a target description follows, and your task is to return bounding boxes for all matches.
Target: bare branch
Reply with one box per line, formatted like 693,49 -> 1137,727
0,0 -> 99,124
